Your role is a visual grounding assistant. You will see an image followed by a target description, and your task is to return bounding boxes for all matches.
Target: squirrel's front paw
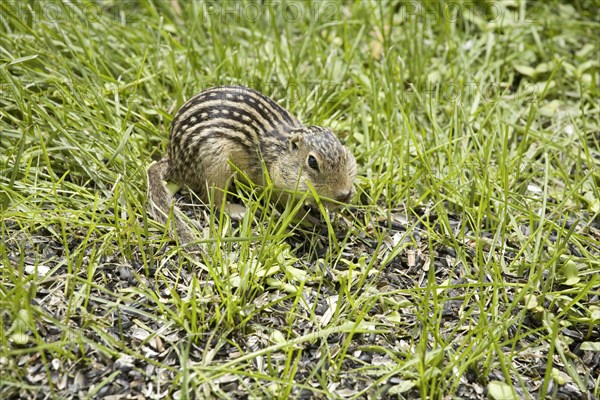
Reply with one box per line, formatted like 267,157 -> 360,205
225,203 -> 247,221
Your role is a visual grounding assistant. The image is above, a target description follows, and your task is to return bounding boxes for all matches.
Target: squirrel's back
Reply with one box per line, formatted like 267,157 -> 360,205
166,86 -> 305,191
169,86 -> 302,158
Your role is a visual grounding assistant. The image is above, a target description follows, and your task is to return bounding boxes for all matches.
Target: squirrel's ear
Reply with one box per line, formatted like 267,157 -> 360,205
289,134 -> 302,151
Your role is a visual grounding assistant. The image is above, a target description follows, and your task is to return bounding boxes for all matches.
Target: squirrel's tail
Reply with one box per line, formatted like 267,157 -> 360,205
146,159 -> 197,248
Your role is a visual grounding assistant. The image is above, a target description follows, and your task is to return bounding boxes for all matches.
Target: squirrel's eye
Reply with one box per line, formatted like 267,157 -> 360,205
307,155 -> 319,171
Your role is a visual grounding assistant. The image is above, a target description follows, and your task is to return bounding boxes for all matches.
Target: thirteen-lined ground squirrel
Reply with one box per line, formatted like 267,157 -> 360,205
147,86 -> 357,244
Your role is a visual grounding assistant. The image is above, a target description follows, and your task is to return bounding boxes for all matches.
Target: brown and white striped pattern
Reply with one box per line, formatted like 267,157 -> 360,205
169,86 -> 301,162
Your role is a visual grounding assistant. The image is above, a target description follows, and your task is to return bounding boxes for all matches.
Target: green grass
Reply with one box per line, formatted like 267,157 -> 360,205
1,0 -> 599,398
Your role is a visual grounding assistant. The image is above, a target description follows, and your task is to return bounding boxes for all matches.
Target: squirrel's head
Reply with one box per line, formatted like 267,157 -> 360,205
274,126 -> 356,207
